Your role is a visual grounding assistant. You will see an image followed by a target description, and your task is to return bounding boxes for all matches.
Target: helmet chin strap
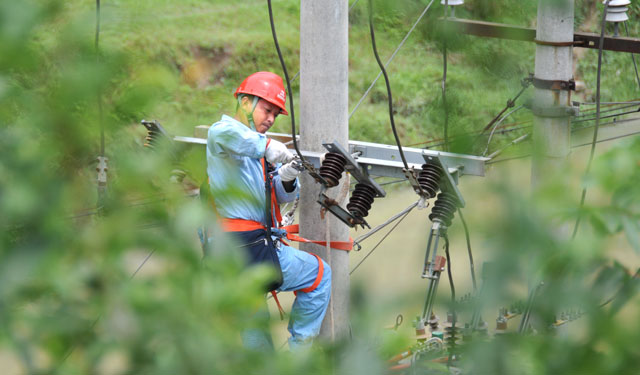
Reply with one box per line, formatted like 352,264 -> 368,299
237,95 -> 260,131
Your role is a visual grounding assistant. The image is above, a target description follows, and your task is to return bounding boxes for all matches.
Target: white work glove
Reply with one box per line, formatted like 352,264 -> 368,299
265,140 -> 294,164
278,161 -> 302,182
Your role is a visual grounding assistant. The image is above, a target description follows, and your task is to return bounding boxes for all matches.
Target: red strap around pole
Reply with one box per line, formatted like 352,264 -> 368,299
281,224 -> 354,251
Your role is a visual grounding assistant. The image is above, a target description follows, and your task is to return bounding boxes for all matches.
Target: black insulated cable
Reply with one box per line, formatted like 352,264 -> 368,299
444,235 -> 455,302
457,209 -> 477,293
267,0 -> 306,162
572,0 -> 610,239
350,0 -> 436,119
367,0 -> 409,169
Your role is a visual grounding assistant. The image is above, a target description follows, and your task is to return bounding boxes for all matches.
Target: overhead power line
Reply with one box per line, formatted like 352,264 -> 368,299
487,129 -> 640,165
367,0 -> 411,169
350,0 -> 436,119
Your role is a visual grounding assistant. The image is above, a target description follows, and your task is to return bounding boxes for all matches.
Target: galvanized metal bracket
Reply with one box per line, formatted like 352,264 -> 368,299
532,77 -> 576,91
141,119 -> 171,149
422,153 -> 466,208
403,166 -> 427,197
172,128 -> 489,181
317,192 -> 370,229
96,156 -> 108,188
303,160 -> 329,187
323,141 -> 385,197
347,140 -> 489,179
317,141 -> 383,228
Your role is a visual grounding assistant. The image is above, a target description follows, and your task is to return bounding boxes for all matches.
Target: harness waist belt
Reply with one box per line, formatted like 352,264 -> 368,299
220,219 -> 354,251
221,218 -> 265,232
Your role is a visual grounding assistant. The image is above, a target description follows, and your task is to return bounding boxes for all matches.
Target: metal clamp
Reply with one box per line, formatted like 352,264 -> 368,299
403,166 -> 427,197
531,104 -> 580,118
317,192 -> 370,229
96,156 -> 108,187
533,39 -> 575,47
532,77 -> 576,91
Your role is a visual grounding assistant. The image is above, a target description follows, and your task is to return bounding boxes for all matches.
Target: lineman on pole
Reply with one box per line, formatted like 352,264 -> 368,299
206,71 -> 331,350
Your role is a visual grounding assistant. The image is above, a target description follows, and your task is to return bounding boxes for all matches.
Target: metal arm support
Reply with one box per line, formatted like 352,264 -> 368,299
442,17 -> 640,54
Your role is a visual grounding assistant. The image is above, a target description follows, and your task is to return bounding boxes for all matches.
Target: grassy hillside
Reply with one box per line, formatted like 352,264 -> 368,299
3,1 -> 640,373
50,0 -> 640,174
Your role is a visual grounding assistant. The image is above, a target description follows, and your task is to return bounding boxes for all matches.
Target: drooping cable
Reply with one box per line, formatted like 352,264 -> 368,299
457,209 -> 477,293
483,105 -> 524,156
480,76 -> 532,134
350,0 -> 436,119
443,235 -> 455,301
367,0 -> 409,169
624,22 -> 640,91
267,0 -> 305,162
444,233 -> 458,368
572,0 -> 610,239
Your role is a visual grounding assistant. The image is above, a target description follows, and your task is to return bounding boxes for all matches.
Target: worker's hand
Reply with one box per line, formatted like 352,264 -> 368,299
265,140 -> 294,164
278,161 -> 302,182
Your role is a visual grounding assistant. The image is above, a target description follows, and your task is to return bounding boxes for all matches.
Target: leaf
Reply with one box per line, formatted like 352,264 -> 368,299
622,215 -> 640,254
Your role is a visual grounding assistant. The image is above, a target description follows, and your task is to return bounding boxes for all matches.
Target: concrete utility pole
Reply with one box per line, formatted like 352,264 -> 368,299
531,0 -> 575,191
299,0 -> 350,341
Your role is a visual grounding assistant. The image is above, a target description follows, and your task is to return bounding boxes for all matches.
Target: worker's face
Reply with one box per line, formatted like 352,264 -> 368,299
246,97 -> 280,134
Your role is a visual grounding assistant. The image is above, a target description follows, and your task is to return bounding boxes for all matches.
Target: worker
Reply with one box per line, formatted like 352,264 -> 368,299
206,71 -> 331,351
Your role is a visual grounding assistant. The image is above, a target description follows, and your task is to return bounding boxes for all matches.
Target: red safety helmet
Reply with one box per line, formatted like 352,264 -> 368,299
234,71 -> 288,115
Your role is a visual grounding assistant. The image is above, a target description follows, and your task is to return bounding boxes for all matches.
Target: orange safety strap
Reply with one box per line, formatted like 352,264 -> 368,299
281,224 -> 354,251
220,218 -> 264,232
295,252 -> 324,294
270,290 -> 286,320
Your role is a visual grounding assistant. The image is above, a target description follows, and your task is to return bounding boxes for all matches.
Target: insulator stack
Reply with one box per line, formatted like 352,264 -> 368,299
444,326 -> 461,353
347,183 -> 376,218
418,163 -> 443,198
144,129 -> 161,149
605,0 -> 630,23
429,191 -> 459,226
319,152 -> 347,187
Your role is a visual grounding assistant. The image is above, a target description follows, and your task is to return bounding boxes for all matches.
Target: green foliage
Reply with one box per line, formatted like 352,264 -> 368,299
2,0 -> 639,374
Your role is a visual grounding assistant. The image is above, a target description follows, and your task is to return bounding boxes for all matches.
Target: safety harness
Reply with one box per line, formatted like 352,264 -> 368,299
219,139 -> 353,318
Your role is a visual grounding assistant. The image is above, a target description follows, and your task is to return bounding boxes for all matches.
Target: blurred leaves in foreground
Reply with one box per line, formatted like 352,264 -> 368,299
1,1 -> 639,375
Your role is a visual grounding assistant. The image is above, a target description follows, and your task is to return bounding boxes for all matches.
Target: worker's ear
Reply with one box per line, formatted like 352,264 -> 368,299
240,95 -> 253,111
